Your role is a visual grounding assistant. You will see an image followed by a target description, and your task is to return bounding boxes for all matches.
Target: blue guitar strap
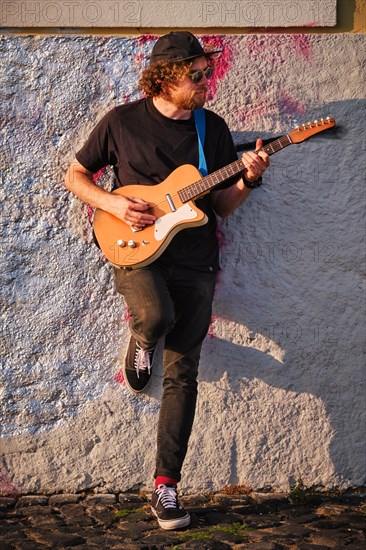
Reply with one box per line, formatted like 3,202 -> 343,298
193,108 -> 208,176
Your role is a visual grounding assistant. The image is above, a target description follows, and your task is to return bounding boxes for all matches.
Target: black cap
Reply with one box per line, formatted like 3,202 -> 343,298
150,31 -> 222,65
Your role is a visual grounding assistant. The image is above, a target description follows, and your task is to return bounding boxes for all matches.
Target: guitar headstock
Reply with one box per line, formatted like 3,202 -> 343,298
289,117 -> 336,143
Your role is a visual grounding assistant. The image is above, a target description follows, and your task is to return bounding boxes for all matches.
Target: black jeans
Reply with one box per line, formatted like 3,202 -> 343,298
114,262 -> 217,482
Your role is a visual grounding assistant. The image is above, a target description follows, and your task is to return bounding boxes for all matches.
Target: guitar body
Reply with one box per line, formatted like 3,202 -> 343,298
93,164 -> 208,268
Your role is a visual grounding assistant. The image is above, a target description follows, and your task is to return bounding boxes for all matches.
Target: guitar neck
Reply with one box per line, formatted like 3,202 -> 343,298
178,133 -> 292,203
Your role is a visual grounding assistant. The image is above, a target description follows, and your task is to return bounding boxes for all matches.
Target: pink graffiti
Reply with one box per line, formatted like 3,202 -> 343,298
208,314 -> 220,338
279,90 -> 306,115
216,219 -> 228,254
246,35 -> 286,65
137,34 -> 158,46
290,35 -> 313,62
92,168 -> 106,183
134,52 -> 145,64
237,100 -> 278,125
201,35 -> 232,100
86,205 -> 94,223
124,306 -> 130,323
246,35 -> 313,65
0,466 -> 18,496
114,370 -> 125,385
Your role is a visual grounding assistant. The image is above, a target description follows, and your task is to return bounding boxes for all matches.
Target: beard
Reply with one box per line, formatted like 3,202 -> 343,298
163,87 -> 207,111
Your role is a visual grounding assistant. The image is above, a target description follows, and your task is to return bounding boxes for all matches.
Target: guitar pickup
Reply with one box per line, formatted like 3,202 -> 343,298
166,194 -> 177,212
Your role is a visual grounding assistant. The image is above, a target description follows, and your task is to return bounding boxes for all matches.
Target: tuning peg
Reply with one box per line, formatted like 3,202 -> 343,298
314,120 -> 318,124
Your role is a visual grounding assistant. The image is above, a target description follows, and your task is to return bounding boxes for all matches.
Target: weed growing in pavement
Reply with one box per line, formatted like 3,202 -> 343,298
178,531 -> 212,540
114,508 -> 145,519
175,521 -> 252,541
212,521 -> 252,535
289,479 -> 318,504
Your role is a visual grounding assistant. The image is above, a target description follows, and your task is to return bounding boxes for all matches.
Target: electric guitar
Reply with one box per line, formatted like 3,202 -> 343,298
93,117 -> 336,268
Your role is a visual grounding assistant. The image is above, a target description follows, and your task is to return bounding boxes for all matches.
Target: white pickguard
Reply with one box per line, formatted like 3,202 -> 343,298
154,204 -> 198,242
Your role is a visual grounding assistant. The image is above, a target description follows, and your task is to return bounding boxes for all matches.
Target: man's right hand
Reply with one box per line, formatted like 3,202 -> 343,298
107,194 -> 156,231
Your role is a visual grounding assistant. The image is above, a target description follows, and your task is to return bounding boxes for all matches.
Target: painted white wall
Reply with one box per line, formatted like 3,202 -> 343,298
0,33 -> 365,495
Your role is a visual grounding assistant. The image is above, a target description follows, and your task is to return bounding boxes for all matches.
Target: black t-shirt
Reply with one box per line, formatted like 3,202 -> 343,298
76,97 -> 239,271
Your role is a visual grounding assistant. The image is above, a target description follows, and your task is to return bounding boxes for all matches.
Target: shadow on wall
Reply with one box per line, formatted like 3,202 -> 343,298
190,98 -> 365,489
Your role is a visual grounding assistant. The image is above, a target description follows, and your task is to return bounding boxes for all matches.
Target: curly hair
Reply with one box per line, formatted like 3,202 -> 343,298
139,61 -> 192,97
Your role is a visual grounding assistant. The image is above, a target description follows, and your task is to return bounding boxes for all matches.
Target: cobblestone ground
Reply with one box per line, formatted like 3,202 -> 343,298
0,490 -> 365,549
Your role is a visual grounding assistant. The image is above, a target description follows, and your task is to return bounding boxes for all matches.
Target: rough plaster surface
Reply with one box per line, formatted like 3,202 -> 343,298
0,33 -> 365,495
0,0 -> 337,28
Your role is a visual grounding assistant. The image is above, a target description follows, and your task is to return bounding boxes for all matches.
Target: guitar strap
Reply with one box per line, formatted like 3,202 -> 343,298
193,108 -> 208,177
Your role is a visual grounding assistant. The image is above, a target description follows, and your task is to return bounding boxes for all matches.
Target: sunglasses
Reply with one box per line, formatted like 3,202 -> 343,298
188,66 -> 215,84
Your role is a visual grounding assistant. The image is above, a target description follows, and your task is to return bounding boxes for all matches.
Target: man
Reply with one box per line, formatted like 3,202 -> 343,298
64,31 -> 269,530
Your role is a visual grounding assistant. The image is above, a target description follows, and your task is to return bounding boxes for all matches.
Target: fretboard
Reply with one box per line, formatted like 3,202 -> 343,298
178,133 -> 292,203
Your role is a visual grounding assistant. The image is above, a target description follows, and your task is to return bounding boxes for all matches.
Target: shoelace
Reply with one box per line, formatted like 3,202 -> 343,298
156,484 -> 178,509
134,344 -> 154,378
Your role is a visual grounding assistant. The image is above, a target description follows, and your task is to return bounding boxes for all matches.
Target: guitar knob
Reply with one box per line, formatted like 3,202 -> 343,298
128,240 -> 136,248
116,239 -> 125,247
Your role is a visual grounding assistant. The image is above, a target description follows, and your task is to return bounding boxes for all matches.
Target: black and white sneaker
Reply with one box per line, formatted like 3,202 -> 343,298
123,336 -> 156,393
151,484 -> 190,530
